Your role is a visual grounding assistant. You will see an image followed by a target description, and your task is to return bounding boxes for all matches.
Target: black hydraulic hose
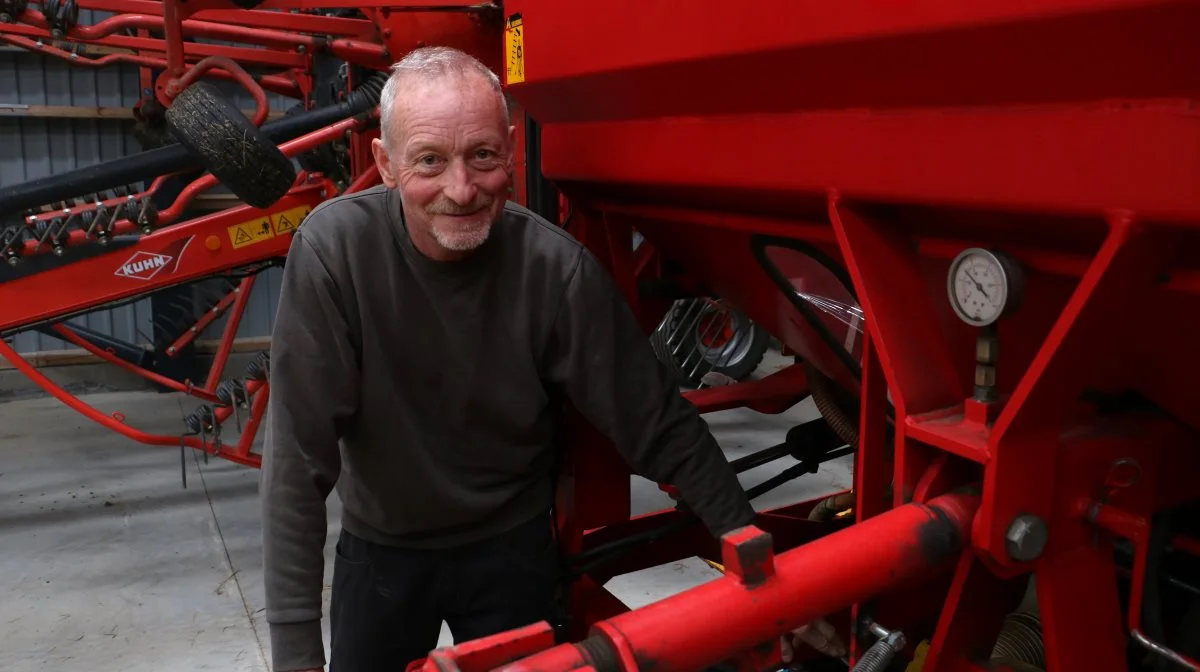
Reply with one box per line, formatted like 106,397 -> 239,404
568,445 -> 855,574
1144,512 -> 1172,669
729,441 -> 793,474
743,447 -> 854,500
0,72 -> 386,215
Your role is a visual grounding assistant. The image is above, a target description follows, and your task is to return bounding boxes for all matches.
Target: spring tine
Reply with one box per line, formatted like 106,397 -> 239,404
106,200 -> 124,224
665,299 -> 704,356
84,208 -> 103,237
685,309 -> 733,381
91,202 -> 106,225
1,227 -> 21,258
74,210 -> 93,235
34,218 -> 57,246
179,433 -> 187,490
680,307 -> 728,381
137,198 -> 153,232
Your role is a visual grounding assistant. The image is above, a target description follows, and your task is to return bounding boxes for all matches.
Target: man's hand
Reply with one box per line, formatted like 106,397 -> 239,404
780,618 -> 847,663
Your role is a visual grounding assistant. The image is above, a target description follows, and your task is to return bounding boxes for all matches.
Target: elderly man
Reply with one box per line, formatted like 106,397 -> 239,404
260,46 -> 840,672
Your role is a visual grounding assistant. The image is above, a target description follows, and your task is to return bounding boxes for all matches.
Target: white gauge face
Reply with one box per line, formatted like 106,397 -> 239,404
949,250 -> 1009,326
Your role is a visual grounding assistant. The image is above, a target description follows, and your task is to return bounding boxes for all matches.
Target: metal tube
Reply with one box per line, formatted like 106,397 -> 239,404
503,493 -> 976,672
0,95 -> 374,214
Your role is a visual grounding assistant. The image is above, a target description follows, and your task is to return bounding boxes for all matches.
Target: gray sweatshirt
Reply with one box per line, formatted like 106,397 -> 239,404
260,185 -> 757,670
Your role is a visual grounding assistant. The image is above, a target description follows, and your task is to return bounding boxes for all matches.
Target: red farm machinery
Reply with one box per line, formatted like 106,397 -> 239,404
2,1 -> 1199,671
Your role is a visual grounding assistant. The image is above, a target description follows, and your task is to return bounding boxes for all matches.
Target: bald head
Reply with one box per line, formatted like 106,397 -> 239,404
378,46 -> 510,153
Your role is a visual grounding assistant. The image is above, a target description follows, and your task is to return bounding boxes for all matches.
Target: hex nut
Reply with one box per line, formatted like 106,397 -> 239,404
1005,514 -> 1048,562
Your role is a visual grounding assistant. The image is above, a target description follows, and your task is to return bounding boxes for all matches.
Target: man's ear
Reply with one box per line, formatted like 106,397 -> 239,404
372,137 -> 398,188
506,124 -> 518,171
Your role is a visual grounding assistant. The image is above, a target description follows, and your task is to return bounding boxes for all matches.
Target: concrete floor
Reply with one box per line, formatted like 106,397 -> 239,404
0,355 -> 852,672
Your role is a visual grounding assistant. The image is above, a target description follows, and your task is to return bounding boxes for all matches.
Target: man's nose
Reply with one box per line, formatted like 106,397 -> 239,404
443,161 -> 478,204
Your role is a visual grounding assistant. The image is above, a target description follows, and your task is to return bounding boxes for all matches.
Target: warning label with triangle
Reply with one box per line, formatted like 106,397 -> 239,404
271,205 -> 310,235
227,217 -> 276,249
224,205 -> 312,250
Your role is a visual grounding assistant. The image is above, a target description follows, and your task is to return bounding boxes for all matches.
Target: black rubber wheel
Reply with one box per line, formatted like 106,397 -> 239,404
165,81 -> 296,209
650,298 -> 769,389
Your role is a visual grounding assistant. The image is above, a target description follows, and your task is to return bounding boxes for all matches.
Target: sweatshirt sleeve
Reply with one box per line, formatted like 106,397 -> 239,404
260,230 -> 360,671
541,247 -> 757,539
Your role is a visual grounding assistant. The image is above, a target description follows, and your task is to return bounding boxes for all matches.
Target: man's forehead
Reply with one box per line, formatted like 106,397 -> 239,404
392,80 -> 505,130
396,79 -> 501,119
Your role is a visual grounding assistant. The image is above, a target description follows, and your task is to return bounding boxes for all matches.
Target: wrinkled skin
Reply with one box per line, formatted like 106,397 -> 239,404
372,72 -> 515,262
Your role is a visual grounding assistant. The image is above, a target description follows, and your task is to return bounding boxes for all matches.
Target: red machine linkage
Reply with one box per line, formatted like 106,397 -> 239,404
4,0 -> 1199,670
413,0 -> 1200,670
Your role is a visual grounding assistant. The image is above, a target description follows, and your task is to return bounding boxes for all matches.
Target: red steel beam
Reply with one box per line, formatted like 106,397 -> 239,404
69,0 -> 379,37
0,19 -> 308,69
429,493 -> 978,672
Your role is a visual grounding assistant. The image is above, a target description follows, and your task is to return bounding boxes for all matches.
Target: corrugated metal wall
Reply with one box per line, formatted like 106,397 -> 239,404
0,11 -> 288,355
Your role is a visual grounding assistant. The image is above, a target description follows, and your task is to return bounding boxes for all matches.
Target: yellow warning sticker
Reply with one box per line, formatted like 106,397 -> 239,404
228,216 -> 275,249
225,204 -> 311,250
504,14 -> 524,85
271,205 -> 309,235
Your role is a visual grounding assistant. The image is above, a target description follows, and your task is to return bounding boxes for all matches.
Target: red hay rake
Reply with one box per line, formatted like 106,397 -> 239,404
0,0 -> 505,468
2,1 -> 1199,671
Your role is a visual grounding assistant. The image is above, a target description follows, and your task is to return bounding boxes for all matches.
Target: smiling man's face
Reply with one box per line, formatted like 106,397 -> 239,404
372,70 -> 515,260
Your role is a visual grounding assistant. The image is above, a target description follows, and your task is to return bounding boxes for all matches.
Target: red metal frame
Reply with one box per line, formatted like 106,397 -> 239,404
0,1 -> 509,477
7,1 -> 1199,670
404,1 -> 1200,671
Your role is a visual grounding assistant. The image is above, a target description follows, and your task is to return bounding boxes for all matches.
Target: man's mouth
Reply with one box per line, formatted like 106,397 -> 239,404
434,206 -> 484,218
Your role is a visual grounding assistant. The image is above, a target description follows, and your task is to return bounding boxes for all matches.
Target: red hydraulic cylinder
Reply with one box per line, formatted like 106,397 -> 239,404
491,493 -> 977,672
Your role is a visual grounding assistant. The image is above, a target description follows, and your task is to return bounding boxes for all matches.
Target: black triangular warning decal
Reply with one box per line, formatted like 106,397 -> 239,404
234,228 -> 252,244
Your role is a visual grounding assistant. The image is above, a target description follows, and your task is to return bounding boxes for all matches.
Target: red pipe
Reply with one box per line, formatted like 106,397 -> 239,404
496,494 -> 978,672
0,34 -> 303,98
49,324 -> 222,404
1172,535 -> 1200,558
202,276 -> 256,392
1091,503 -> 1200,671
166,55 -> 268,125
0,337 -> 260,468
233,382 -> 270,460
15,10 -> 312,51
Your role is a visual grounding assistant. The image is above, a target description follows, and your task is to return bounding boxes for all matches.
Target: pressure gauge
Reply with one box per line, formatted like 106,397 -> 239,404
946,248 -> 1023,327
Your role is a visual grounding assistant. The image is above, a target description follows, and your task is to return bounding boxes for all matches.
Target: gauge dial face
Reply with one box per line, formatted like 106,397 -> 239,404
949,249 -> 1009,326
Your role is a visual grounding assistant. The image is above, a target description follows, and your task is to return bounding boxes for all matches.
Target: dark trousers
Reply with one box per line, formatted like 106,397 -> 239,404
329,512 -> 561,672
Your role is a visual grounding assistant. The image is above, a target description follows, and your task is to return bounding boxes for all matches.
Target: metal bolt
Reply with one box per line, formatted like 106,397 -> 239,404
1005,514 -> 1048,562
852,619 -> 906,672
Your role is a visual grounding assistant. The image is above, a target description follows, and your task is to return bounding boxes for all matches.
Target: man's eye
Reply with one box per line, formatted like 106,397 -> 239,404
420,155 -> 438,165
475,149 -> 494,160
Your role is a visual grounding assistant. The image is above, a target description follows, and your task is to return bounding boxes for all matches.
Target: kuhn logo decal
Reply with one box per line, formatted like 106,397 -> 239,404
115,251 -> 173,280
